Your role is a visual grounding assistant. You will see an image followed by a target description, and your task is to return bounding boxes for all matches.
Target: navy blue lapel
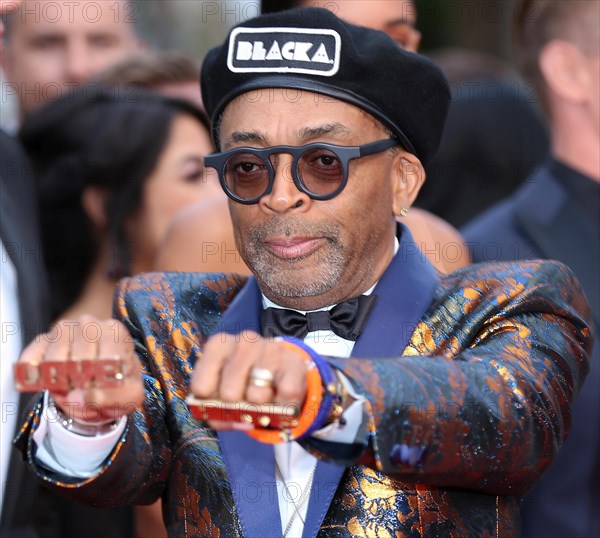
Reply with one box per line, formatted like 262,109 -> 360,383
218,431 -> 281,537
303,223 -> 439,537
353,223 -> 439,358
302,458 -> 345,538
218,275 -> 263,334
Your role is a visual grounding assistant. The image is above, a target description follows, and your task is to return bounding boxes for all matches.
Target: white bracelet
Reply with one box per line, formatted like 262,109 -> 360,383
48,398 -> 121,437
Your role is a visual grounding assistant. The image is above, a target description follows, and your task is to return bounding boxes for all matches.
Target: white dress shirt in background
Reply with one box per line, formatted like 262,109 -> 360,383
1,239 -> 22,516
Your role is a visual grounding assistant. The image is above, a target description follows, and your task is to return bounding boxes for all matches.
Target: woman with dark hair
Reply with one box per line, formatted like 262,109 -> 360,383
20,88 -> 221,322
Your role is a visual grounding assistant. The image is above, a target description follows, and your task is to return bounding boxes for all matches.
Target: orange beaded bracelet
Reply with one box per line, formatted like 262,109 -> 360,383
247,341 -> 323,444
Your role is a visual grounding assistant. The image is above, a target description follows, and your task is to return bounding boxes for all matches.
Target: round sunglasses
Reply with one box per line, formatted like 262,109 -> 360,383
204,138 -> 399,204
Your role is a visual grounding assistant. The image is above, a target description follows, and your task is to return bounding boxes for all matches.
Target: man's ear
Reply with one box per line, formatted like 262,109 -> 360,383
391,152 -> 425,218
81,186 -> 109,230
540,40 -> 590,104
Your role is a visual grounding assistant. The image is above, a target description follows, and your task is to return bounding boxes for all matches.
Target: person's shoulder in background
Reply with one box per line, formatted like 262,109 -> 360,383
404,208 -> 471,273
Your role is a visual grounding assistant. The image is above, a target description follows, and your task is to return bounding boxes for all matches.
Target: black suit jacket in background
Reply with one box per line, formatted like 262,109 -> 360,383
0,130 -> 132,537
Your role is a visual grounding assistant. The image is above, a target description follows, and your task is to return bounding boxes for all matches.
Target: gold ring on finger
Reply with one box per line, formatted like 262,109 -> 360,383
249,367 -> 274,388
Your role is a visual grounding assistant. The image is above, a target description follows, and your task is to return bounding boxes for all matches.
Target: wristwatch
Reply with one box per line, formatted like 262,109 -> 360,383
325,370 -> 356,426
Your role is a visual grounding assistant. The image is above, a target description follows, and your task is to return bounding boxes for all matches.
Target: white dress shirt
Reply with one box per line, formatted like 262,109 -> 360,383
264,292 -> 371,537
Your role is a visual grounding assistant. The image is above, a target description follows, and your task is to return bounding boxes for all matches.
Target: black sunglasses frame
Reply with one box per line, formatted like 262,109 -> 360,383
204,138 -> 399,205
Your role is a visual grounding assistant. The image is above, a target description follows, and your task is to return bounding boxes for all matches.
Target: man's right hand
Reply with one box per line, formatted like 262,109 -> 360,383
17,315 -> 144,423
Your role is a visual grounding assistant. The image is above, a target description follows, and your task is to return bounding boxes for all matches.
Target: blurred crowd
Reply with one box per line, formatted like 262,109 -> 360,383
1,1 -> 597,537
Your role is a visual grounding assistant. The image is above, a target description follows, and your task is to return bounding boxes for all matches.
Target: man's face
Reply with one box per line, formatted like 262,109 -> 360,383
1,0 -> 143,115
303,0 -> 420,51
219,89 -> 405,310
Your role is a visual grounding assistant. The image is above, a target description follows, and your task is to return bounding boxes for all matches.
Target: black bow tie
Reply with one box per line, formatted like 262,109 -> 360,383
261,295 -> 377,341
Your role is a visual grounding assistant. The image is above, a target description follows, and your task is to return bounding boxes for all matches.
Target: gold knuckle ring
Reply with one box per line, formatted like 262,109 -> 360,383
249,368 -> 274,388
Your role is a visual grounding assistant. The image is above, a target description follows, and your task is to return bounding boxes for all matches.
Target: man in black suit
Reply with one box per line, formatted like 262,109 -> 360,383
0,109 -> 51,538
463,1 -> 599,537
1,9 -> 48,533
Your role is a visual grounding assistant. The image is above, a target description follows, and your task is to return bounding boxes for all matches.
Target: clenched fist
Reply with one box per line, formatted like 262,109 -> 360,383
190,332 -> 309,430
16,315 -> 144,423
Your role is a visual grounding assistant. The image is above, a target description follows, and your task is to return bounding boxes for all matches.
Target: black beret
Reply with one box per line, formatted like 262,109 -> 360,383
201,7 -> 450,164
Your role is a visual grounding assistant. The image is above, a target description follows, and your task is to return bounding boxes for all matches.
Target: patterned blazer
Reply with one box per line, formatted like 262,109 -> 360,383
17,229 -> 592,538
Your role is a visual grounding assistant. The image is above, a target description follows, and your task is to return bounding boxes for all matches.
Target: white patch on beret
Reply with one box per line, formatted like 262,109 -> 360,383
227,27 -> 341,76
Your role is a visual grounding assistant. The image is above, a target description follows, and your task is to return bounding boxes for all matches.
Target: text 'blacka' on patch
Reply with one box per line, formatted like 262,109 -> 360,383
227,27 -> 341,76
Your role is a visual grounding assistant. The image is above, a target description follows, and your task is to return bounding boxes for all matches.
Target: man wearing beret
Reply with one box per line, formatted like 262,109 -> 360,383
15,8 -> 593,537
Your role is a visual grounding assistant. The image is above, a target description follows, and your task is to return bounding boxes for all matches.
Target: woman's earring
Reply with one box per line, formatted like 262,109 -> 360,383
399,207 -> 409,217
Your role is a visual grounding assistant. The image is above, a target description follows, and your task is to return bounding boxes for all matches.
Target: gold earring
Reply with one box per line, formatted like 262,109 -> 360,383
399,207 -> 409,217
